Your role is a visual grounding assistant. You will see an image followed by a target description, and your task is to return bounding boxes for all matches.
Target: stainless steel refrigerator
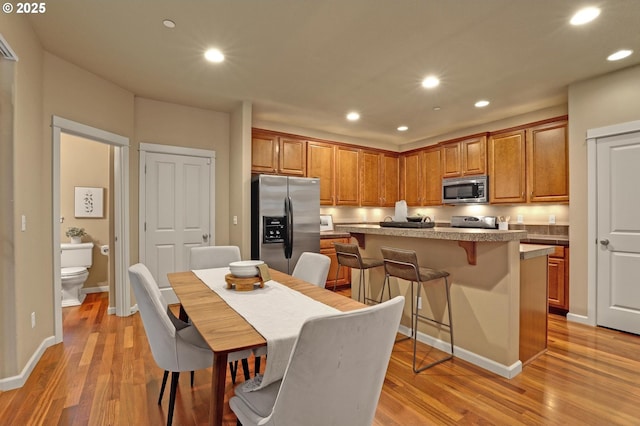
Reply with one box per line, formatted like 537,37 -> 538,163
251,175 -> 320,274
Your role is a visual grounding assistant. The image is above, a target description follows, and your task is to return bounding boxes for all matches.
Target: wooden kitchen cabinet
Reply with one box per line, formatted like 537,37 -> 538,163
361,151 -> 399,207
335,146 -> 360,205
526,120 -> 569,203
548,246 -> 569,312
488,130 -> 527,203
441,135 -> 487,178
381,153 -> 399,207
489,117 -> 568,204
422,146 -> 442,206
251,130 -> 306,176
360,150 -> 382,206
321,237 -> 351,289
307,141 -> 335,205
400,150 -> 423,206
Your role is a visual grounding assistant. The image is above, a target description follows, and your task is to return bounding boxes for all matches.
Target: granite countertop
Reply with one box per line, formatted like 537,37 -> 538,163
519,243 -> 555,260
521,234 -> 569,246
335,224 -> 527,242
320,230 -> 351,239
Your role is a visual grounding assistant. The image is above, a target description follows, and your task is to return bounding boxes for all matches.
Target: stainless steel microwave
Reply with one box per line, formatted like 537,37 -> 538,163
442,175 -> 488,204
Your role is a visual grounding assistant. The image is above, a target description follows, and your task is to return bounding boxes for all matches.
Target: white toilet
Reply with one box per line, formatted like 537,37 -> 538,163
60,242 -> 94,307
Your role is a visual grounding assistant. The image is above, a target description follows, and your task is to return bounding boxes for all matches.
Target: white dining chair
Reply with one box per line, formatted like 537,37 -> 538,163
190,245 -> 242,270
229,296 -> 404,426
291,252 -> 331,287
129,263 -> 251,426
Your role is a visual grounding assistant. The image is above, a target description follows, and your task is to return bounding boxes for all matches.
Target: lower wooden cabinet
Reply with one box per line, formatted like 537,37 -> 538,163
548,246 -> 569,312
321,237 -> 351,289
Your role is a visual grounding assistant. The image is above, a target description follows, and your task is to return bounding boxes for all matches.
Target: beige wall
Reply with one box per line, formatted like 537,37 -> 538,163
567,64 -> 640,317
60,134 -> 110,288
134,97 -> 232,245
0,15 -> 45,377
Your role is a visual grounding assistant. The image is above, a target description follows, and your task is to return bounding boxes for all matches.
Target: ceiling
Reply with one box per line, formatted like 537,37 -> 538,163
26,0 -> 640,146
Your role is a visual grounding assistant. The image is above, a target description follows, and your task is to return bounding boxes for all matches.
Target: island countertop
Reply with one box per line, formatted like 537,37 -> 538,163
335,224 -> 527,242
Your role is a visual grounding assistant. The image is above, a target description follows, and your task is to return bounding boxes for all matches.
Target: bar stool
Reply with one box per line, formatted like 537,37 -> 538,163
380,246 -> 454,373
333,242 -> 384,304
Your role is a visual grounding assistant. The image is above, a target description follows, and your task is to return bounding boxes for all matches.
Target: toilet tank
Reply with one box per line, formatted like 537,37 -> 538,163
61,242 -> 94,268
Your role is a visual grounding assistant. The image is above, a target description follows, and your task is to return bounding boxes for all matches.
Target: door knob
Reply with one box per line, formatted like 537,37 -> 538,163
599,239 -> 609,246
203,234 -> 209,242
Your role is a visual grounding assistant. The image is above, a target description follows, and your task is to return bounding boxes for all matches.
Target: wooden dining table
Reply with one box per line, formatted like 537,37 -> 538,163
168,268 -> 365,426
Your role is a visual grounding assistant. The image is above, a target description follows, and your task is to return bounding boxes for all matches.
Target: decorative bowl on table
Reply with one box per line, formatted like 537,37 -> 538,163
229,260 -> 264,277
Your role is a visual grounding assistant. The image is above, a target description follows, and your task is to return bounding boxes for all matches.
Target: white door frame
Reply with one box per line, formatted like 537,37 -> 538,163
52,116 -> 131,342
138,143 -> 216,300
586,119 -> 640,328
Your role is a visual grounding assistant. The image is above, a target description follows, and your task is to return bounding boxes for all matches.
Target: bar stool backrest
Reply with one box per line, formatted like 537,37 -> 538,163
380,246 -> 421,282
334,242 -> 364,269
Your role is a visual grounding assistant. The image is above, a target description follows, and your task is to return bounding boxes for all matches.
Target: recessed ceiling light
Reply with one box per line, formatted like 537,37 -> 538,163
433,106 -> 441,111
346,112 -> 360,121
204,48 -> 225,63
570,7 -> 600,25
421,76 -> 440,89
475,100 -> 490,108
397,126 -> 408,132
607,49 -> 633,61
162,19 -> 176,29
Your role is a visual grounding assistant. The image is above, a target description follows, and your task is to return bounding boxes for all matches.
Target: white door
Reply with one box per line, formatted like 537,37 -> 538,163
596,130 -> 640,335
144,152 -> 211,291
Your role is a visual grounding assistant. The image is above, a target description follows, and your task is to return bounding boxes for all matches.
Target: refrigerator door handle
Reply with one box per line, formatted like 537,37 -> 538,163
284,196 -> 293,259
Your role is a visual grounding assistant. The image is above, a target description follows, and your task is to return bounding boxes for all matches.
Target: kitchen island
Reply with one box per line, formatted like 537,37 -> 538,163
335,224 -> 551,378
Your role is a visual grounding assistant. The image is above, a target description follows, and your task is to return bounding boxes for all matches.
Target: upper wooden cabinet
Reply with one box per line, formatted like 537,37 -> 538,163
251,130 -> 306,176
422,146 -> 442,206
441,135 -> 487,178
488,118 -> 568,204
526,120 -> 569,203
360,151 -> 399,207
381,154 -> 399,207
488,130 -> 527,203
335,146 -> 360,206
400,146 -> 442,207
400,150 -> 423,206
307,141 -> 335,205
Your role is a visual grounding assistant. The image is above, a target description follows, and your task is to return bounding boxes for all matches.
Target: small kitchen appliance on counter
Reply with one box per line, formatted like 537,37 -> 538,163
450,215 -> 498,229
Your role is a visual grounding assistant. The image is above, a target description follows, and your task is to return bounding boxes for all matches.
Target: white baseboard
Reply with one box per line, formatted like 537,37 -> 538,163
81,285 -> 109,295
0,336 -> 56,391
397,324 -> 523,379
107,304 -> 138,316
566,312 -> 595,326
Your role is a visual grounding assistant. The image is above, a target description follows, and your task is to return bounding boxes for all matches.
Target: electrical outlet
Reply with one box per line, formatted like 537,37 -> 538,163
549,214 -> 556,224
517,215 -> 524,224
417,297 -> 422,310
233,215 -> 238,225
31,312 -> 36,328
21,215 -> 27,231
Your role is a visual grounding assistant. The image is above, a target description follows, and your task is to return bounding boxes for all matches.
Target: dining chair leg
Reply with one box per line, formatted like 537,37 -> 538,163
167,371 -> 180,426
158,370 -> 169,405
254,356 -> 261,376
190,371 -> 194,387
241,358 -> 251,381
333,264 -> 341,292
229,361 -> 238,384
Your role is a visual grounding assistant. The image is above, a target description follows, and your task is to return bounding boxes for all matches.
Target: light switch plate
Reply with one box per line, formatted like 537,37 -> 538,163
21,215 -> 26,231
549,214 -> 556,224
517,215 -> 524,224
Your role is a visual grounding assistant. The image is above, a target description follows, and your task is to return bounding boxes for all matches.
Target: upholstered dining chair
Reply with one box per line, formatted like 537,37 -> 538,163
291,252 -> 331,287
129,263 -> 251,426
229,296 -> 404,426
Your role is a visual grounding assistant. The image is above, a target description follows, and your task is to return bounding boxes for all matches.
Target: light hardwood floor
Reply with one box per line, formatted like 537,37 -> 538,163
1,292 -> 639,425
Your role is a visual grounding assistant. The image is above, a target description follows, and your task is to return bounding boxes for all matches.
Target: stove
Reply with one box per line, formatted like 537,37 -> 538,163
450,215 -> 498,229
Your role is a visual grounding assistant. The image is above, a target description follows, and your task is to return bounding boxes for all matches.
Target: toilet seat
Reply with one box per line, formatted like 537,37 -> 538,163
62,266 -> 88,277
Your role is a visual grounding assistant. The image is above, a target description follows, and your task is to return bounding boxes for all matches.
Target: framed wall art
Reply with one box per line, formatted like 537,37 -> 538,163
74,187 -> 104,218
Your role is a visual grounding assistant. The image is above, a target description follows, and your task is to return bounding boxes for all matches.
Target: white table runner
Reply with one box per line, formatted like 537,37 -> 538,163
193,267 -> 338,389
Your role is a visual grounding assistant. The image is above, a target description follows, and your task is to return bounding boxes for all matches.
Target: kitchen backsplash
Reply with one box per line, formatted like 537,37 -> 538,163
321,203 -> 570,230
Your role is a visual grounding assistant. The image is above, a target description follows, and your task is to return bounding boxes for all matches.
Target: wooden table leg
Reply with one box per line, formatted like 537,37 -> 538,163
210,352 -> 228,426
